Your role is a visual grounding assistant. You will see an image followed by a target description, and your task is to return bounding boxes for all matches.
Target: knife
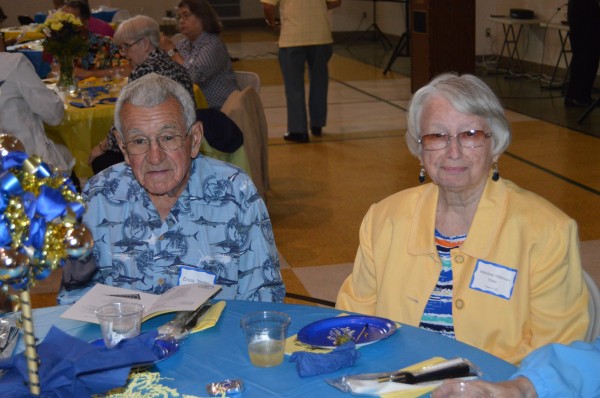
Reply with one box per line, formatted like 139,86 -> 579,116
181,302 -> 213,332
377,358 -> 475,384
157,302 -> 213,339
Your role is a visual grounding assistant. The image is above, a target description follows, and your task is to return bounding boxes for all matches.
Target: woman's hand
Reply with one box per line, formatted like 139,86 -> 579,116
88,143 -> 105,165
159,34 -> 175,52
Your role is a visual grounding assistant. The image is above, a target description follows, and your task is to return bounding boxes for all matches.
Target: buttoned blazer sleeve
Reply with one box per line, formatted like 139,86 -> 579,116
336,184 -> 441,322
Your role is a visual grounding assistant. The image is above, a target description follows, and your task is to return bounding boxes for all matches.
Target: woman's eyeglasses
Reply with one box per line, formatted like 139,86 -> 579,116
176,12 -> 193,21
419,130 -> 492,151
119,37 -> 144,53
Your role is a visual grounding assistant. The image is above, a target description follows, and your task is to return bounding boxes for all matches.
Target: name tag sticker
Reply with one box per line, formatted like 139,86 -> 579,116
178,266 -> 216,286
470,260 -> 517,300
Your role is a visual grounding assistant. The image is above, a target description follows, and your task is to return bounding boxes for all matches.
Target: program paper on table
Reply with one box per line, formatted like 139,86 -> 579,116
60,283 -> 222,324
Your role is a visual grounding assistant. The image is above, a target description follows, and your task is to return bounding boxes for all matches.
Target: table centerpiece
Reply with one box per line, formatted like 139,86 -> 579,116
37,10 -> 89,93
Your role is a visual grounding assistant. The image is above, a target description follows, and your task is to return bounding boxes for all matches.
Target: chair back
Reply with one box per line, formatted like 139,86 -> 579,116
584,270 -> 600,342
221,86 -> 270,198
234,71 -> 261,94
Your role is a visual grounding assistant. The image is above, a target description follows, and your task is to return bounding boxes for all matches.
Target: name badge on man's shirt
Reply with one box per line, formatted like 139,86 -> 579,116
470,260 -> 517,300
178,266 -> 216,286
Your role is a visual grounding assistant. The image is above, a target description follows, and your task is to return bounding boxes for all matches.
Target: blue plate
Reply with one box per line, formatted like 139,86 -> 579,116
297,315 -> 398,348
90,334 -> 179,365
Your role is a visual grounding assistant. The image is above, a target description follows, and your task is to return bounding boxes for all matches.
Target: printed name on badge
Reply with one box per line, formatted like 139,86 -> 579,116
470,259 -> 517,300
178,266 -> 216,286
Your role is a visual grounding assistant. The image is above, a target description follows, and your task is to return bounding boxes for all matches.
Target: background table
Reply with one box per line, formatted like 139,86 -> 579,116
1,26 -> 44,43
539,22 -> 571,89
21,301 -> 517,397
45,95 -> 115,179
488,16 -> 539,76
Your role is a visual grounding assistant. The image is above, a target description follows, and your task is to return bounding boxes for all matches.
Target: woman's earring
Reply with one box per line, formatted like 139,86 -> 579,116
419,165 -> 426,184
492,163 -> 500,182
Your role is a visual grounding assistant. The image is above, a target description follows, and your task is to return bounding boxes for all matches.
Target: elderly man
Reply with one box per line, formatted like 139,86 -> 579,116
59,73 -> 285,304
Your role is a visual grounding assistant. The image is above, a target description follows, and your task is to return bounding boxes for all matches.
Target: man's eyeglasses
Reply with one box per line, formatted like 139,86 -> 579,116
119,37 -> 144,53
176,12 -> 193,21
419,130 -> 492,151
124,133 -> 190,155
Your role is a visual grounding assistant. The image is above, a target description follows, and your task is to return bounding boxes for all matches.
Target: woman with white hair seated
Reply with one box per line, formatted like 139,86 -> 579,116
336,73 -> 589,365
89,15 -> 194,173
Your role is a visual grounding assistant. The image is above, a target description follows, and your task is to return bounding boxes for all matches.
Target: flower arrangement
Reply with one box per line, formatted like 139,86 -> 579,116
37,11 -> 89,90
37,10 -> 88,58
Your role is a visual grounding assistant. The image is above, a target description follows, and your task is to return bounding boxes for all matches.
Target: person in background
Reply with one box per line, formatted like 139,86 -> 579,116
0,52 -> 74,173
564,0 -> 600,107
58,73 -> 285,305
51,0 -> 66,13
88,15 -> 195,174
432,337 -> 600,397
336,73 -> 589,365
160,0 -> 238,109
261,0 -> 341,143
63,0 -> 114,38
62,1 -> 127,79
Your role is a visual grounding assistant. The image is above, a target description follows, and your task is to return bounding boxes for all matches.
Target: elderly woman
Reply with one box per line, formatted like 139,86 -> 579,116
88,15 -> 194,173
336,73 -> 589,365
160,0 -> 238,109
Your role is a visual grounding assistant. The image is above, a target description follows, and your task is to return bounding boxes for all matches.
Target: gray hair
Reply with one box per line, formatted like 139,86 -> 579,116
114,15 -> 160,48
405,73 -> 511,158
114,73 -> 196,137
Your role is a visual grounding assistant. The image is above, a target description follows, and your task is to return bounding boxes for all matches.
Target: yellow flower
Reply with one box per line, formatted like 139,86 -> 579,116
50,22 -> 63,31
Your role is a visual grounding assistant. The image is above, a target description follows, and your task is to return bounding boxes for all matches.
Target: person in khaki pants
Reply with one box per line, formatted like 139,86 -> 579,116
261,0 -> 341,143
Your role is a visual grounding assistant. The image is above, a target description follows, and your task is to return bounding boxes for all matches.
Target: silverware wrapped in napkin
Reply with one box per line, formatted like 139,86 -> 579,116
157,301 -> 225,340
326,357 -> 480,396
0,316 -> 19,359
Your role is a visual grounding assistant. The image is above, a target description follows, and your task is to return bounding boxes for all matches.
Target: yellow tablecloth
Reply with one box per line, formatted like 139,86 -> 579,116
45,100 -> 114,179
45,81 -> 250,180
1,27 -> 45,43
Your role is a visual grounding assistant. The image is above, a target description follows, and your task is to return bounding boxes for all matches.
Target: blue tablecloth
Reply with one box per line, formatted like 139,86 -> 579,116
17,301 -> 517,397
18,49 -> 51,79
92,9 -> 118,23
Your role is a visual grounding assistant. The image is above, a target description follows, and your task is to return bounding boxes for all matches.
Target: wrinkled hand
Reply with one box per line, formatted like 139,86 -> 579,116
159,34 -> 175,52
431,377 -> 537,398
88,144 -> 104,165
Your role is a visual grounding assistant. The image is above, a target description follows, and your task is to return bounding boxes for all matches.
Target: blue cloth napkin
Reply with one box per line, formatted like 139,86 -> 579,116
289,341 -> 360,377
80,86 -> 109,96
69,101 -> 89,108
0,326 -> 159,397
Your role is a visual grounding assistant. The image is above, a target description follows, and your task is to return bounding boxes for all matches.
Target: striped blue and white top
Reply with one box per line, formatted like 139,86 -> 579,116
418,230 -> 466,339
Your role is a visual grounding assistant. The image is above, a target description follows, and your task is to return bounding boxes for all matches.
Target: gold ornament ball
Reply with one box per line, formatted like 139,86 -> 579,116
0,134 -> 26,155
64,224 -> 94,259
0,247 -> 30,283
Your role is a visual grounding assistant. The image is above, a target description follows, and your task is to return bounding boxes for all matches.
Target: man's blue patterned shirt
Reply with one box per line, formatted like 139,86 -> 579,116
58,155 -> 285,304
